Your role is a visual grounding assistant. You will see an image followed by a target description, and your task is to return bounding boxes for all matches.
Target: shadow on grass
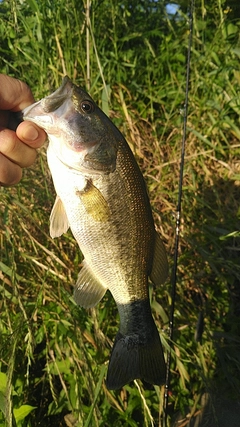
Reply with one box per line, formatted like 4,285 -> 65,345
172,174 -> 240,427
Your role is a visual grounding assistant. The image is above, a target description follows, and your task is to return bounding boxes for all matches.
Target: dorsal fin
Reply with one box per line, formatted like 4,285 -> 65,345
150,232 -> 169,286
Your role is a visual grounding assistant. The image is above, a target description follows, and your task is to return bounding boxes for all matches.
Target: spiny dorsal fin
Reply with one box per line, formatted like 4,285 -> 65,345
74,261 -> 107,308
76,179 -> 110,222
150,232 -> 169,286
50,196 -> 69,238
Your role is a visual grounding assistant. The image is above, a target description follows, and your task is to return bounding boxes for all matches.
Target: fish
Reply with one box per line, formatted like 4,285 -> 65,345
22,76 -> 169,390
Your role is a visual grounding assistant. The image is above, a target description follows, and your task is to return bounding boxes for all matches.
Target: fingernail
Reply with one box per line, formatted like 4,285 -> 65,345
24,125 -> 39,141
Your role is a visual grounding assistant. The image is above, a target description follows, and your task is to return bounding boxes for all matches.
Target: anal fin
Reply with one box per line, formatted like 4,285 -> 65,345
74,261 -> 107,308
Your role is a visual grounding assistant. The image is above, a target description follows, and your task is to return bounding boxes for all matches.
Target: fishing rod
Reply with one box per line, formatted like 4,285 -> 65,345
163,1 -> 195,425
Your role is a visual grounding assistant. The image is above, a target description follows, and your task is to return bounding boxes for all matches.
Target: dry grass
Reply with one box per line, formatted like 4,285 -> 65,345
0,0 -> 240,426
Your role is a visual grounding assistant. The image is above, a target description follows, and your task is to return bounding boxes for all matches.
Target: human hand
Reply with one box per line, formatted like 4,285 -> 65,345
0,74 -> 46,186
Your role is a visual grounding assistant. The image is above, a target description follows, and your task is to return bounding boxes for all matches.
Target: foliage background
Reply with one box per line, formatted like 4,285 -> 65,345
0,0 -> 240,426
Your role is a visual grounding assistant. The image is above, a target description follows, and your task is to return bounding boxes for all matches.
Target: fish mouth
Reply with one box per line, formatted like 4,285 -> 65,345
23,102 -> 54,128
22,77 -> 73,128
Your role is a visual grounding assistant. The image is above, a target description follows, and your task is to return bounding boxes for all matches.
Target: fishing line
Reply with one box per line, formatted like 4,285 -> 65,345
163,1 -> 195,425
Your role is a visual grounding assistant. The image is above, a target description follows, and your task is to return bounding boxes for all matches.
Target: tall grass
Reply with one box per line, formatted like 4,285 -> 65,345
0,0 -> 240,426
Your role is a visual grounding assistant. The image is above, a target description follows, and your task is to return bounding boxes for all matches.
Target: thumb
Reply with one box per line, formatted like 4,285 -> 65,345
16,121 -> 47,148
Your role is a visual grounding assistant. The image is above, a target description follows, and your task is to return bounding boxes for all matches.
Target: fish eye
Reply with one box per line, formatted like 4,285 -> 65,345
81,100 -> 95,114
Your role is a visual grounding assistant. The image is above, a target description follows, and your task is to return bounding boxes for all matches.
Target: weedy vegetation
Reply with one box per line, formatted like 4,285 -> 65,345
0,0 -> 240,426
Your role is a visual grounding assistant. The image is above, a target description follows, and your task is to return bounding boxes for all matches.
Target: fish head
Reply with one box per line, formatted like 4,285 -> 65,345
22,76 -> 120,174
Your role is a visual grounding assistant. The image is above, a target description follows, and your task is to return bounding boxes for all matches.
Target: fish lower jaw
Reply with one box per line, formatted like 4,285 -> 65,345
47,139 -> 87,171
48,141 -> 111,178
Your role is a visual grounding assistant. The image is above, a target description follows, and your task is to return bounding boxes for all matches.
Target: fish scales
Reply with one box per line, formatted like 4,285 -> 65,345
23,76 -> 169,390
47,137 -> 153,304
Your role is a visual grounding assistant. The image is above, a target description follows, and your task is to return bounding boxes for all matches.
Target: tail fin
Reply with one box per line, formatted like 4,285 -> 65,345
105,323 -> 166,390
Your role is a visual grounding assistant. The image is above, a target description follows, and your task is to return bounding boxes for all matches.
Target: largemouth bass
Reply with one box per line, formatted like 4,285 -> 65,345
23,76 -> 168,390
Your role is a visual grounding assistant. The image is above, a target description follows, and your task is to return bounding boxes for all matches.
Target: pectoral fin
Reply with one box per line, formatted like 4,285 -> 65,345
150,232 -> 169,286
76,180 -> 110,222
50,196 -> 69,238
74,261 -> 107,308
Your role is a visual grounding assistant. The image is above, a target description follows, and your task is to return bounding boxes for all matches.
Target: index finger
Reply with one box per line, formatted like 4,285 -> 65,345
0,74 -> 34,111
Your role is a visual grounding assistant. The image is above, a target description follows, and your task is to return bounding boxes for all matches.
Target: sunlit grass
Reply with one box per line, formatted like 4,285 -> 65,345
0,0 -> 240,426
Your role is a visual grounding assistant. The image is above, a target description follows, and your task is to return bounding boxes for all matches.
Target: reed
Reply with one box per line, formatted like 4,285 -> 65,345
0,0 -> 239,426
